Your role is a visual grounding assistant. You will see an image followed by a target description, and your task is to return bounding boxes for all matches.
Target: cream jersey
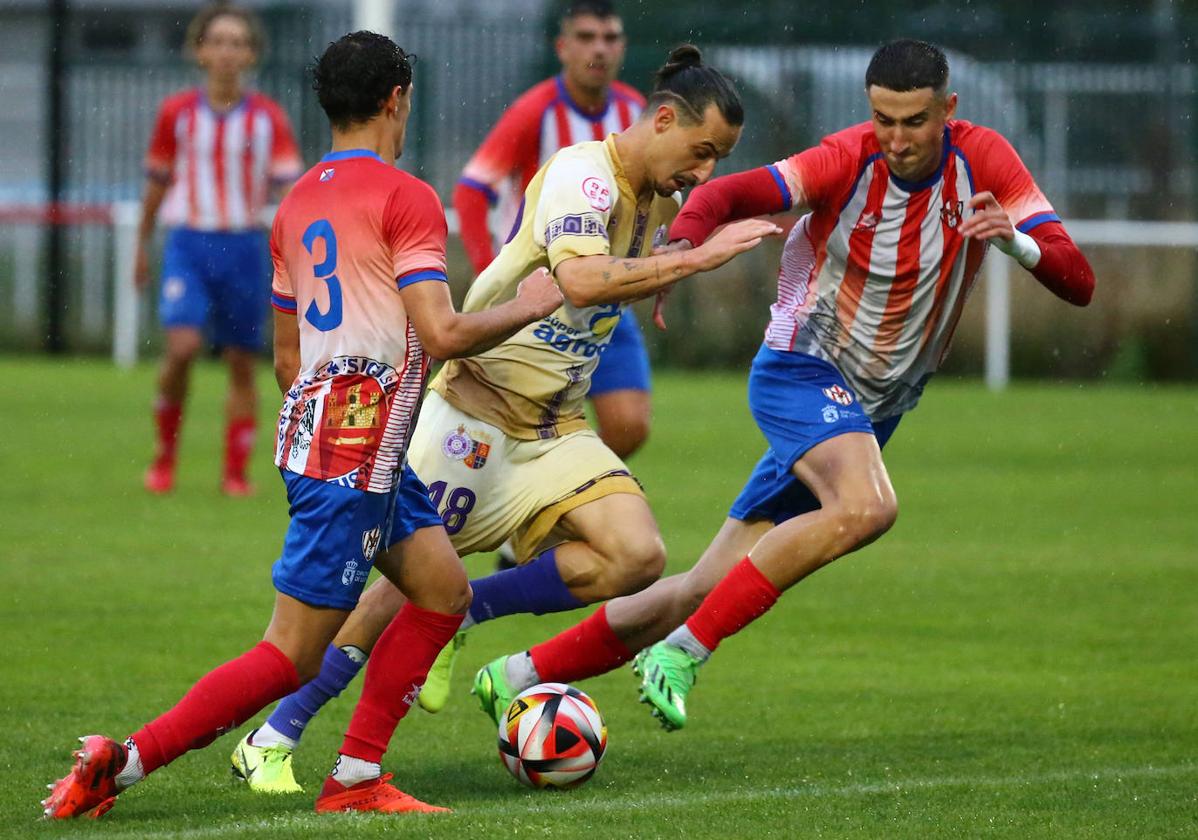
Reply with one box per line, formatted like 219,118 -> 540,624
433,135 -> 679,439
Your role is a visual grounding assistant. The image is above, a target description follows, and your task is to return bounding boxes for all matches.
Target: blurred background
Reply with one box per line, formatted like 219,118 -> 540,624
1,0 -> 1195,382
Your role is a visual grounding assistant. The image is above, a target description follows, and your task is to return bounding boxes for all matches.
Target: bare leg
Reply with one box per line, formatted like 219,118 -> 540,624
553,491 -> 667,602
223,346 -> 257,423
748,432 -> 897,591
158,327 -> 203,403
590,388 -> 651,460
603,517 -> 772,652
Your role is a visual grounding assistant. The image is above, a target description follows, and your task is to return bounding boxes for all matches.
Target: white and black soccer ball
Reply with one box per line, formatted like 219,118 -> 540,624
497,682 -> 607,790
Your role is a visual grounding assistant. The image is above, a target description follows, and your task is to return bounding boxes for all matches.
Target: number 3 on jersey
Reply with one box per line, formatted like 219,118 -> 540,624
303,219 -> 342,331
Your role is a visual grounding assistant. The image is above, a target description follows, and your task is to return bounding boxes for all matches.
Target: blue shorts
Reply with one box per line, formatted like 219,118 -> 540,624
159,228 -> 270,350
589,308 -> 651,397
729,345 -> 902,525
272,465 -> 445,610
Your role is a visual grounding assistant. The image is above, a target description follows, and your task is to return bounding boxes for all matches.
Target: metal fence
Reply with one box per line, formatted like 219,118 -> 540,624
0,26 -> 1194,376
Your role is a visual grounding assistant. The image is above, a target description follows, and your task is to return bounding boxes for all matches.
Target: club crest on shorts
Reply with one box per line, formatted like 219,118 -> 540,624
361,525 -> 381,561
822,405 -> 841,423
442,426 -> 472,460
822,385 -> 854,406
342,558 -> 368,586
442,425 -> 491,469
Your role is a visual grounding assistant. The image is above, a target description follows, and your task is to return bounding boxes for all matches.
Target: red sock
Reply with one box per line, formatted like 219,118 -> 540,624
340,604 -> 463,764
685,558 -> 781,653
224,417 -> 255,479
153,399 -> 183,465
130,641 -> 298,775
529,604 -> 632,683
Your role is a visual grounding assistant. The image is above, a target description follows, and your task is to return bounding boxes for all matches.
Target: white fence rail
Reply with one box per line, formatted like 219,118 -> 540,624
983,219 -> 1198,390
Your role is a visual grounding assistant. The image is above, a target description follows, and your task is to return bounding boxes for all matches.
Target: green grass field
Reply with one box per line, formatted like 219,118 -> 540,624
4,358 -> 1196,838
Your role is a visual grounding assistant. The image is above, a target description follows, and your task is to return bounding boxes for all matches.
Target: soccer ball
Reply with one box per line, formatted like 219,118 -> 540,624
497,682 -> 607,790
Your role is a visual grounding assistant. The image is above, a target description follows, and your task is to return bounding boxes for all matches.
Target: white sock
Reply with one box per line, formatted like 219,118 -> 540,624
665,625 -> 712,662
114,738 -> 145,790
330,754 -> 380,787
503,651 -> 540,692
250,723 -> 297,750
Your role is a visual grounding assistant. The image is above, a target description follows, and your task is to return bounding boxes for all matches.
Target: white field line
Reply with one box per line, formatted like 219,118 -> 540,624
56,762 -> 1198,839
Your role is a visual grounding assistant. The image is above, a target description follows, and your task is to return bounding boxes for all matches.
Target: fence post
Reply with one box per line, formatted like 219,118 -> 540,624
985,250 -> 1011,391
112,201 -> 140,368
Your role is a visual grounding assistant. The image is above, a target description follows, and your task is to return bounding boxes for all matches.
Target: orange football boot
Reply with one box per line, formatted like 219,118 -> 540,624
42,736 -> 127,820
314,773 -> 450,814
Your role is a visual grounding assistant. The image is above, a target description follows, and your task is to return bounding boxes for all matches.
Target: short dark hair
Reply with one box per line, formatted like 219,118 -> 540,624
645,44 -> 743,128
865,39 -> 950,96
561,0 -> 618,24
186,2 -> 264,55
311,31 -> 415,130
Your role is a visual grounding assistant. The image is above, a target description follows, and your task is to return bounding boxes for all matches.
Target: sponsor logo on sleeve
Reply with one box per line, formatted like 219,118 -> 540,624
545,212 -> 607,245
582,176 -> 612,212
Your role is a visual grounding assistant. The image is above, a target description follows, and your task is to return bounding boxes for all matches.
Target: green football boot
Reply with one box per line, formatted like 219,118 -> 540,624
230,731 -> 303,794
632,642 -> 703,731
417,631 -> 466,713
471,655 -> 517,726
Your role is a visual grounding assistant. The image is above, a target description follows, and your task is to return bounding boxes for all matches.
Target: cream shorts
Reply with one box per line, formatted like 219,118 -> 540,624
407,391 -> 643,562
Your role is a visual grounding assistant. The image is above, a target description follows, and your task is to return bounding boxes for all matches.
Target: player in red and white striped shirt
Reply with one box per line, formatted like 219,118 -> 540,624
453,0 -> 654,462
473,40 -> 1096,731
136,3 -> 302,497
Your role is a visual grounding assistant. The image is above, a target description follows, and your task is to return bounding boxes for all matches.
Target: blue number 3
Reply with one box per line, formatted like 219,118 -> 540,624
302,219 -> 343,331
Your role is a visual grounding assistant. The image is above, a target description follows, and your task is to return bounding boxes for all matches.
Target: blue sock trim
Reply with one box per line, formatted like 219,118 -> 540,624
467,547 -> 584,624
265,644 -> 364,741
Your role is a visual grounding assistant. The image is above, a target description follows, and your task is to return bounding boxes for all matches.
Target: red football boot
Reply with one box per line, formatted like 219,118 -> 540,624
42,736 -> 127,820
143,459 -> 174,494
314,773 -> 450,815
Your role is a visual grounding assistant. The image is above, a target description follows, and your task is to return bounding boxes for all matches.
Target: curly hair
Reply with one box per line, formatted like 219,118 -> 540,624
311,31 -> 415,129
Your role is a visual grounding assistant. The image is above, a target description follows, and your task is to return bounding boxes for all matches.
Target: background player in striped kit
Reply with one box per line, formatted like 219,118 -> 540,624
137,3 -> 302,496
454,0 -> 654,463
41,30 -> 562,819
470,38 -> 1097,732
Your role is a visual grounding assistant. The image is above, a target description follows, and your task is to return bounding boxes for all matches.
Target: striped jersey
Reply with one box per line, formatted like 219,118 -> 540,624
145,89 -> 302,231
435,136 -> 679,439
270,150 -> 449,493
765,120 -> 1057,419
459,76 -> 644,249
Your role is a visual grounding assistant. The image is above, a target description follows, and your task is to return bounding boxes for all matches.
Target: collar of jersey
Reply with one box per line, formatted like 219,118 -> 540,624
320,149 -> 387,164
198,88 -> 248,118
603,134 -> 636,199
887,126 -> 951,193
555,75 -> 612,122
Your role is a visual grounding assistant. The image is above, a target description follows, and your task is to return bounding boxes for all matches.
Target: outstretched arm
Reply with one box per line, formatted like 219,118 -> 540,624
959,192 -> 1095,306
668,166 -> 795,248
554,217 -> 781,308
401,269 -> 563,360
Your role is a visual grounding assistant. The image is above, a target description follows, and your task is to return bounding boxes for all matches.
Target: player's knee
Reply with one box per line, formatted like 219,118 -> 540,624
834,494 -> 898,547
446,579 -> 472,616
600,534 -> 666,598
